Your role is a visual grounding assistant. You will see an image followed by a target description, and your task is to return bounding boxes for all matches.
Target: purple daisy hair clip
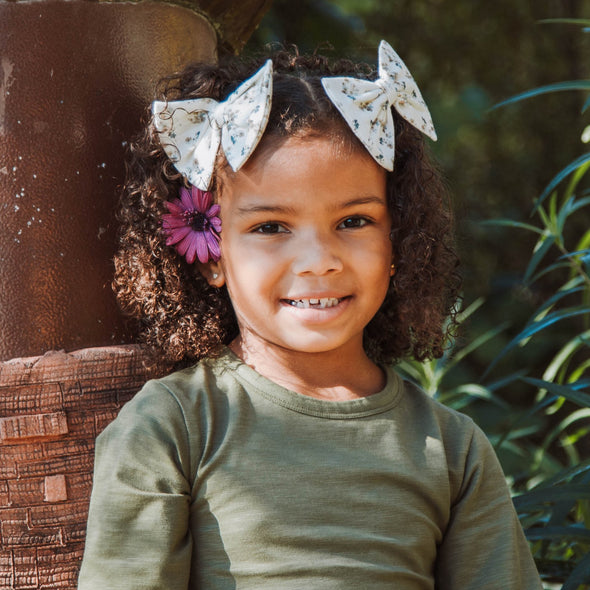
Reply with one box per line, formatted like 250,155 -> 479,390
162,185 -> 221,264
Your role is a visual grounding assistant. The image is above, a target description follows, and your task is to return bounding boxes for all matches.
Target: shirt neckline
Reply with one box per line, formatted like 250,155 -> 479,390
215,347 -> 403,419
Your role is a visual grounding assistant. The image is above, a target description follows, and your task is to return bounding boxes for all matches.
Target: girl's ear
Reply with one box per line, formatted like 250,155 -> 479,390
200,261 -> 225,288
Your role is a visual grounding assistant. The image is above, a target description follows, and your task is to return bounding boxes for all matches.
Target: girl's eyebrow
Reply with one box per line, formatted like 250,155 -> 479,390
236,204 -> 297,216
236,196 -> 386,216
237,195 -> 387,217
339,195 -> 387,208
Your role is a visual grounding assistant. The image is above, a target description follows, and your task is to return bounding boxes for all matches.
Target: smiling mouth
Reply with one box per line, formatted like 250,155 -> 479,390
284,297 -> 345,309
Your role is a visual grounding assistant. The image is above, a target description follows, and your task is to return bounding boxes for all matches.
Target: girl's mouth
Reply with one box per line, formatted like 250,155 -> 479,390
284,297 -> 344,309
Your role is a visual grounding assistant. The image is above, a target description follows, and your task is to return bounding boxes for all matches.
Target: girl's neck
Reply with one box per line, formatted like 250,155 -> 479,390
229,337 -> 386,401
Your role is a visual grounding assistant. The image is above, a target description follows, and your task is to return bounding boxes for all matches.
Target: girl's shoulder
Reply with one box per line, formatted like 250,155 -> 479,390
130,347 -> 238,411
393,370 -> 492,460
394,371 -> 476,428
101,348 -> 236,437
95,350 -> 238,480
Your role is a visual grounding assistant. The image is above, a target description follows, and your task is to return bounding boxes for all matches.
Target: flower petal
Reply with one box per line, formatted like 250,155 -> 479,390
175,232 -> 194,256
209,217 -> 222,233
184,234 -> 199,264
165,225 -> 192,246
179,187 -> 193,212
194,232 -> 210,264
207,203 -> 220,217
164,199 -> 184,215
204,230 -> 221,261
162,215 -> 190,229
191,186 -> 205,212
196,186 -> 214,212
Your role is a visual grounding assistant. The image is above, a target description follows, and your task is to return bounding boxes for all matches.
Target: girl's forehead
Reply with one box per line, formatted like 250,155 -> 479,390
246,134 -> 375,177
218,136 -> 387,211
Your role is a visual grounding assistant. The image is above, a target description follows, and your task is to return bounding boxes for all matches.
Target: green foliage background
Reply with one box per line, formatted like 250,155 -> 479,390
246,2 -> 590,587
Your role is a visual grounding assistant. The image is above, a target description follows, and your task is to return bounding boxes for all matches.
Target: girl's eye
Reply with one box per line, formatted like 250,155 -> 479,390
253,222 -> 289,234
338,216 -> 371,229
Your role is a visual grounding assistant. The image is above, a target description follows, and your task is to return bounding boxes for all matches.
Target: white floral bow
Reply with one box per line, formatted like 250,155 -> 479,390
321,40 -> 436,170
152,60 -> 273,190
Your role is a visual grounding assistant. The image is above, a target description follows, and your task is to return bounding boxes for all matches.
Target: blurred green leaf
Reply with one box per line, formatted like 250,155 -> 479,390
485,307 -> 590,378
522,378 -> 590,409
514,485 -> 590,509
525,526 -> 590,543
524,232 -> 557,283
542,330 -> 590,383
492,81 -> 590,111
562,551 -> 590,590
535,154 -> 590,211
531,458 -> 590,489
480,219 -> 545,234
538,18 -> 590,26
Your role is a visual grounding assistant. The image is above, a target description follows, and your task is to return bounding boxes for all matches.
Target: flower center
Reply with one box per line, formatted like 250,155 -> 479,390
184,210 -> 209,232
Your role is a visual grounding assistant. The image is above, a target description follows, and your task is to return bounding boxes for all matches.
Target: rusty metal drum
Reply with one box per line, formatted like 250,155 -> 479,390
0,1 -> 218,361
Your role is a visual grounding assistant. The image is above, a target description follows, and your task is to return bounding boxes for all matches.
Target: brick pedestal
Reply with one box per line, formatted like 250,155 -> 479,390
0,346 -> 162,589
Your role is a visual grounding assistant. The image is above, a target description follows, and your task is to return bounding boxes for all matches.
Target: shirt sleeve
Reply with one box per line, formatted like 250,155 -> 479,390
77,380 -> 193,590
435,424 -> 543,590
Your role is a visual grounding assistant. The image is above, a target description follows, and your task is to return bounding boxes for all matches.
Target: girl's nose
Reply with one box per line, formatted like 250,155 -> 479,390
291,230 -> 343,276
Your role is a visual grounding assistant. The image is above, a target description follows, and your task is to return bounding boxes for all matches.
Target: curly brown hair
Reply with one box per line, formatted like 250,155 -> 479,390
113,49 -> 461,368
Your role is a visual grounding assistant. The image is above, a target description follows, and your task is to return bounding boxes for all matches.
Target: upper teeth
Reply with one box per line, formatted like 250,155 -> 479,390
287,298 -> 341,309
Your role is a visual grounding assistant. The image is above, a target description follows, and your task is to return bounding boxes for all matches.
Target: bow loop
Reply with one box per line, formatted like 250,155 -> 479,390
211,103 -> 226,130
321,40 -> 436,171
375,77 -> 399,107
152,60 -> 273,190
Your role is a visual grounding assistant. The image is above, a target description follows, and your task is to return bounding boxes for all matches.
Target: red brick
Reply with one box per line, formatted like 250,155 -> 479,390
18,453 -> 93,479
2,521 -> 63,548
62,413 -> 96,439
1,443 -> 45,463
37,544 -> 84,588
0,459 -> 18,479
8,477 -> 45,506
62,521 -> 87,544
0,550 -> 13,587
44,475 -> 67,503
12,547 -> 39,589
29,501 -> 87,528
0,506 -> 28,524
94,408 -> 121,434
65,472 -> 93,502
42,436 -> 94,460
0,383 -> 63,414
0,412 -> 68,444
0,480 -> 9,507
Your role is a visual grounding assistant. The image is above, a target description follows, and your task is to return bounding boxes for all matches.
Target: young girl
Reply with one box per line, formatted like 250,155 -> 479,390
78,42 -> 542,589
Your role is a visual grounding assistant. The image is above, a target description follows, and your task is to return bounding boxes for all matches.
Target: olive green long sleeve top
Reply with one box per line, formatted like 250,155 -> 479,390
78,347 -> 542,589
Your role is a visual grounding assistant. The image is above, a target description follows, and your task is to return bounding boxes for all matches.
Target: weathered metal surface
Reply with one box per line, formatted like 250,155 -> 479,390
191,0 -> 274,53
92,0 -> 274,53
0,1 -> 217,361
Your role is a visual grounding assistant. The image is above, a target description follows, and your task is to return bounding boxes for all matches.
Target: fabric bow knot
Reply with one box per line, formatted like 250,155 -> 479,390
321,40 -> 436,170
152,60 -> 273,190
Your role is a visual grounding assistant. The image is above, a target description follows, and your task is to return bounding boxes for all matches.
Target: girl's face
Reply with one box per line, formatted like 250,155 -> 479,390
209,136 -> 392,361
